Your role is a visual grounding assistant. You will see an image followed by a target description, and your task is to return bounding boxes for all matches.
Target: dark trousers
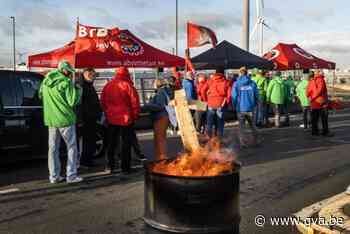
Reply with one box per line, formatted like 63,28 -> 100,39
283,103 -> 290,125
130,126 -> 142,157
302,107 -> 310,129
80,121 -> 97,165
311,108 -> 329,135
195,110 -> 207,133
105,124 -> 133,172
273,104 -> 283,127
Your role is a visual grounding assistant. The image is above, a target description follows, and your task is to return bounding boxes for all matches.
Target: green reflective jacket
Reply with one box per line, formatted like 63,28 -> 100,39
39,69 -> 82,128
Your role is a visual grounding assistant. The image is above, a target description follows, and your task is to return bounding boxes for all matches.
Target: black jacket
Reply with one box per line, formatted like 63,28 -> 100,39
77,80 -> 102,124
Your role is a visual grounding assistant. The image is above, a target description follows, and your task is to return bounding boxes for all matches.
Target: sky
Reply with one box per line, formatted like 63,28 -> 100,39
0,0 -> 350,68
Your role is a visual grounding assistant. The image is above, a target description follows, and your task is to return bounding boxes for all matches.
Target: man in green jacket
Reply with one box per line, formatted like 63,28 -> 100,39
252,70 -> 268,127
39,60 -> 83,184
296,71 -> 312,129
266,71 -> 287,127
283,75 -> 296,126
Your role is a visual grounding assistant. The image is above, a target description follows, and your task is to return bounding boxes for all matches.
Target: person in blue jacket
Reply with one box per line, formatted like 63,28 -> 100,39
232,67 -> 260,146
182,71 -> 197,101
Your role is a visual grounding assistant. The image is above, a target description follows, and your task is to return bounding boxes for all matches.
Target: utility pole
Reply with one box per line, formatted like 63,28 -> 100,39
175,0 -> 178,56
242,0 -> 250,51
10,16 -> 16,71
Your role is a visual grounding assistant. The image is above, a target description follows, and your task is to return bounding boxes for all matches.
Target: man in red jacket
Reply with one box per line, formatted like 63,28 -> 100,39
201,69 -> 229,138
306,70 -> 331,136
195,73 -> 207,133
101,67 -> 140,174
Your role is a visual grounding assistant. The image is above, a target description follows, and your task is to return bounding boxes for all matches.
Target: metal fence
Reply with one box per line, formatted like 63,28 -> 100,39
94,76 -> 157,105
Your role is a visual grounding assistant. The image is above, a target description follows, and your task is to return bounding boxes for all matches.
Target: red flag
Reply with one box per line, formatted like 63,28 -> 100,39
187,22 -> 217,48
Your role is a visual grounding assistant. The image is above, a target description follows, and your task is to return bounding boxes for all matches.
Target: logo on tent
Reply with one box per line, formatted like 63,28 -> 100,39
293,48 -> 314,60
118,33 -> 144,56
266,49 -> 280,61
295,62 -> 300,69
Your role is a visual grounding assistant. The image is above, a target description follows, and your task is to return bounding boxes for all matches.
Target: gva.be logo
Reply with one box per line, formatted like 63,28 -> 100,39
78,25 -> 108,38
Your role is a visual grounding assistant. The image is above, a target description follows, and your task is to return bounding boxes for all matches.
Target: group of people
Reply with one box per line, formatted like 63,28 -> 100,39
40,61 -> 145,184
39,60 -> 332,184
177,66 -> 332,144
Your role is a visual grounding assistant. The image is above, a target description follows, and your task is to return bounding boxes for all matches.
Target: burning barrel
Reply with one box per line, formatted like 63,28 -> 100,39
143,140 -> 241,234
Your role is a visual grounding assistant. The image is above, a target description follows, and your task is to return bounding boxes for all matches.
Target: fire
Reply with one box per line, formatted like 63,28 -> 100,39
151,138 -> 236,177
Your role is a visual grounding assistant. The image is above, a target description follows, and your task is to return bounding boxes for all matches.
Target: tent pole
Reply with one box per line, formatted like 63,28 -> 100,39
332,70 -> 336,97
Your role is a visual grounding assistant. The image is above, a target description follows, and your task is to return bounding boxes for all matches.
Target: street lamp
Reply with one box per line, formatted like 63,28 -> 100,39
10,16 -> 16,71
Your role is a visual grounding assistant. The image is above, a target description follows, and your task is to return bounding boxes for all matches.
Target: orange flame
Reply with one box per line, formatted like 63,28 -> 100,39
151,138 -> 236,177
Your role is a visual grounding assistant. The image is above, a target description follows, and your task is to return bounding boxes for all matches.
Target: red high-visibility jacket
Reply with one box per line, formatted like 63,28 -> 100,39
201,73 -> 229,108
101,73 -> 140,126
306,75 -> 328,110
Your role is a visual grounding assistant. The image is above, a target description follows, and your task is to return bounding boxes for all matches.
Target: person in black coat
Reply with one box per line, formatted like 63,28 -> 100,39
77,68 -> 102,168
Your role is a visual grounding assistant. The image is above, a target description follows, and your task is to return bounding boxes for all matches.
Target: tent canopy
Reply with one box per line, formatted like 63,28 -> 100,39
28,30 -> 185,68
191,40 -> 274,70
263,43 -> 336,70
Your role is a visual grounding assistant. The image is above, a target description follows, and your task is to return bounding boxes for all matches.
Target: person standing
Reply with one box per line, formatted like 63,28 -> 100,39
201,68 -> 229,138
195,73 -> 207,133
252,70 -> 268,127
232,67 -> 259,143
266,71 -> 287,128
39,60 -> 83,184
101,67 -> 140,174
182,71 -> 197,101
283,75 -> 296,126
296,71 -> 312,129
77,68 -> 102,168
145,79 -> 174,160
306,70 -> 332,136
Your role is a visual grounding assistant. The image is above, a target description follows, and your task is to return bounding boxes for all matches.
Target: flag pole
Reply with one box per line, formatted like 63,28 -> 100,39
175,0 -> 178,56
73,17 -> 79,84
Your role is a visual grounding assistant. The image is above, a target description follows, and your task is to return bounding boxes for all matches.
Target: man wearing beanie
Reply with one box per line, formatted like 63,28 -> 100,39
101,67 -> 140,174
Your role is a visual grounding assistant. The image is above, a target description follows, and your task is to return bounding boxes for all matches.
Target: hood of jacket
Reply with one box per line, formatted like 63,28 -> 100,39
273,76 -> 283,84
237,75 -> 252,86
314,74 -> 325,81
113,72 -> 133,83
211,73 -> 225,81
43,69 -> 69,88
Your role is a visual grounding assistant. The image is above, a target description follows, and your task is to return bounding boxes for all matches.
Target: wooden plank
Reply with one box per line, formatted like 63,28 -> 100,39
294,193 -> 349,220
294,192 -> 349,234
173,89 -> 200,152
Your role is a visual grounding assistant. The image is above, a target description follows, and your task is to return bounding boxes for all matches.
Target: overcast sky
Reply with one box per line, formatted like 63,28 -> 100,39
1,0 -> 349,68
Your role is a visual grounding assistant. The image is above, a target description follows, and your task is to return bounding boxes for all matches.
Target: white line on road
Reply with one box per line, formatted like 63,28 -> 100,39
0,188 -> 20,195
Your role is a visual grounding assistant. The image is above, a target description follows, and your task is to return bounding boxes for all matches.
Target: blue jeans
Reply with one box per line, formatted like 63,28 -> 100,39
254,101 -> 266,125
206,107 -> 225,137
48,125 -> 78,182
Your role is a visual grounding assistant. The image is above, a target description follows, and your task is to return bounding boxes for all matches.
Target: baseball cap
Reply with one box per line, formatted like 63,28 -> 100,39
58,60 -> 75,73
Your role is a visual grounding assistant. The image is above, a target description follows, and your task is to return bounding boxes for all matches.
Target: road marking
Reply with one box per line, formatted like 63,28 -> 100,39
0,188 -> 20,195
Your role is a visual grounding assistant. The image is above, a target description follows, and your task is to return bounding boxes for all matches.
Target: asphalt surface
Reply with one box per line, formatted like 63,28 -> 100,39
1,110 -> 350,234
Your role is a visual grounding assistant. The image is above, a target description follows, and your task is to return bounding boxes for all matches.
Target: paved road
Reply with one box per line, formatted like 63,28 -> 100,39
1,110 -> 350,234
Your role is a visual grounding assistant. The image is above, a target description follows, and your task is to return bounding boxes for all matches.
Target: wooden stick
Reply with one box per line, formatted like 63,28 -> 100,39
173,89 -> 200,152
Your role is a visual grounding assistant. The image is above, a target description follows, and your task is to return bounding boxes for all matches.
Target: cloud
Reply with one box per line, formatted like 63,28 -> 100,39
134,12 -> 241,40
294,31 -> 350,68
123,0 -> 155,8
299,8 -> 335,23
81,7 -> 130,28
